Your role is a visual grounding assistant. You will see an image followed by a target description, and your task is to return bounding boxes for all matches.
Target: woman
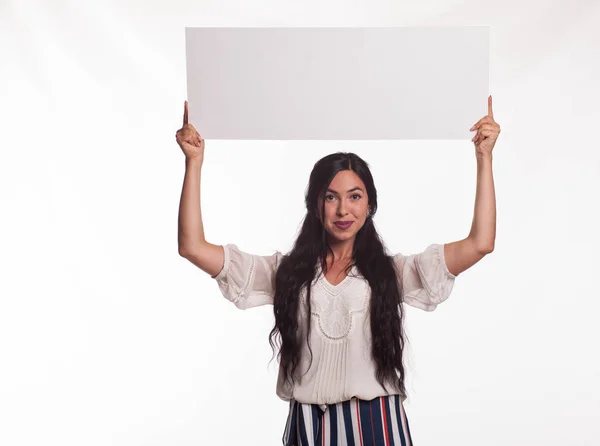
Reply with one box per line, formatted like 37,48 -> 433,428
176,97 -> 500,445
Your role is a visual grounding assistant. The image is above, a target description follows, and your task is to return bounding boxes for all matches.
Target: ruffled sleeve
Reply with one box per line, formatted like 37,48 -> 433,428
212,244 -> 283,310
392,243 -> 456,311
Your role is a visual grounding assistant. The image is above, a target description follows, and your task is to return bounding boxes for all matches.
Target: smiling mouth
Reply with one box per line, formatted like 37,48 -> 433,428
334,221 -> 353,229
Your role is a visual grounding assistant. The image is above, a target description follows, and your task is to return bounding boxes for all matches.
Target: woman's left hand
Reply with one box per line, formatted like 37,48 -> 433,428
470,95 -> 501,156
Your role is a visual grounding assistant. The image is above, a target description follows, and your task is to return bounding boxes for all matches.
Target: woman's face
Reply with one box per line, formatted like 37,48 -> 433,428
318,170 -> 370,244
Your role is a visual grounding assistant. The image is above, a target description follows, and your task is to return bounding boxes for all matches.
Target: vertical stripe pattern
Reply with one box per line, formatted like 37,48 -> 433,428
282,395 -> 413,446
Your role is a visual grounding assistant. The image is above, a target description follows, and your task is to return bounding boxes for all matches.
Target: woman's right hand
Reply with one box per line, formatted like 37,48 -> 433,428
175,100 -> 205,161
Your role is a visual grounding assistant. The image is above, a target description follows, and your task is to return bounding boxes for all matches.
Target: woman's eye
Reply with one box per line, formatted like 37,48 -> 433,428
352,194 -> 362,200
325,194 -> 335,201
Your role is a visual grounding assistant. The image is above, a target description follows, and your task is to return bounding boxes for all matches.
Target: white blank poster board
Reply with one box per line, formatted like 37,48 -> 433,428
185,27 -> 489,140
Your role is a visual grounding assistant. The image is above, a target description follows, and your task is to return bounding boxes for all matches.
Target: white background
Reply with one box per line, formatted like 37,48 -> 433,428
1,0 -> 599,445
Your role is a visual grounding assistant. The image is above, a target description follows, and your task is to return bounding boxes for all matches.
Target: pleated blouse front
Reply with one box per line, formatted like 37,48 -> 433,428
212,243 -> 456,412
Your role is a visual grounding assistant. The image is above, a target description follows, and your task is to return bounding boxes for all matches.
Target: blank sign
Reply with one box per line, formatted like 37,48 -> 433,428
185,27 -> 489,140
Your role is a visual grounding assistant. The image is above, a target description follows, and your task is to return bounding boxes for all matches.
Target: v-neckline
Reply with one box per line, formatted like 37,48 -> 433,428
316,262 -> 358,293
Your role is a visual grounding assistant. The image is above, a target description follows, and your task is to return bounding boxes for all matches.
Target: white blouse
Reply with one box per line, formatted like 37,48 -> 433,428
212,243 -> 456,411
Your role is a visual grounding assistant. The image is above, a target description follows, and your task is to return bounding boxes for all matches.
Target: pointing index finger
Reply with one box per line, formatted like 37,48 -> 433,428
488,95 -> 494,118
183,100 -> 188,126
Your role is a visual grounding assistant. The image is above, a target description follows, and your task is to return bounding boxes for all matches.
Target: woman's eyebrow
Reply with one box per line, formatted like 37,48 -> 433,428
326,187 -> 364,194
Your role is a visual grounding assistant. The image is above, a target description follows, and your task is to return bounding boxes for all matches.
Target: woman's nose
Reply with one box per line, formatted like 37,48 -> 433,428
337,201 -> 348,215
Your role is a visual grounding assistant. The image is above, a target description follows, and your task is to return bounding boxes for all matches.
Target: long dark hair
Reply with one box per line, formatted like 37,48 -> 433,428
268,152 -> 407,396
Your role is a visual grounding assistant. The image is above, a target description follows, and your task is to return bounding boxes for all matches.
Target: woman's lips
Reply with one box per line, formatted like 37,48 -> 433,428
334,221 -> 353,230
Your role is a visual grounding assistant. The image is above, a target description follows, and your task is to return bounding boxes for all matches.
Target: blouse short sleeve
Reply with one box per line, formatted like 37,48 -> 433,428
392,243 -> 456,311
212,244 -> 283,310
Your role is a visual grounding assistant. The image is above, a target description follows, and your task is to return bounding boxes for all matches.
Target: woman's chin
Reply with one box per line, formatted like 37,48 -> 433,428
327,230 -> 355,242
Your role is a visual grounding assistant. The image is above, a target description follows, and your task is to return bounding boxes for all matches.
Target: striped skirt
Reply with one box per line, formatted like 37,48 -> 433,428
282,394 -> 413,446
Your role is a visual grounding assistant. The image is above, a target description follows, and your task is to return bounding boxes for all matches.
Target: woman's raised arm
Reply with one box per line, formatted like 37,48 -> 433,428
175,100 -> 224,278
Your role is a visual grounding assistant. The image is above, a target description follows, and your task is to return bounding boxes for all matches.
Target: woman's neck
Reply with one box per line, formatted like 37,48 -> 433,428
326,238 -> 355,262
